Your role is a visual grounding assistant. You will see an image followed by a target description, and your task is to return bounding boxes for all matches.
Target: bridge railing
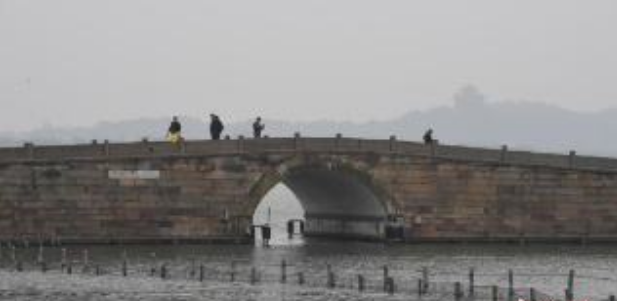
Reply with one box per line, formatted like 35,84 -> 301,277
352,139 -> 393,153
183,139 -> 239,155
0,146 -> 28,161
240,137 -> 296,153
33,143 -> 104,160
574,156 -> 617,171
434,144 -> 503,163
396,141 -> 432,156
1,137 -> 617,173
299,137 -> 339,151
506,150 -> 570,169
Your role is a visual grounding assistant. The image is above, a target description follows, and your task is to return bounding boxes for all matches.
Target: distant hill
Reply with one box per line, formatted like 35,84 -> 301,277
1,87 -> 615,157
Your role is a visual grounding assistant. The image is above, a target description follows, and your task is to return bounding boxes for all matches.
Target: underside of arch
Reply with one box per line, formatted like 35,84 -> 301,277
284,168 -> 387,239
252,164 -> 391,240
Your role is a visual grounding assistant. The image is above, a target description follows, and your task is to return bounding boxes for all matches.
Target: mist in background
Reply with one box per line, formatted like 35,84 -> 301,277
0,86 -> 615,157
1,1 -> 616,156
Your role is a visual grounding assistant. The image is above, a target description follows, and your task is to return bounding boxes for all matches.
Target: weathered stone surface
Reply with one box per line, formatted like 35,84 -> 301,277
1,138 -> 617,243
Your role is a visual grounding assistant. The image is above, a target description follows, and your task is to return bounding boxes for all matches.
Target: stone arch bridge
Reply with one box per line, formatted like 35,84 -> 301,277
1,137 -> 617,244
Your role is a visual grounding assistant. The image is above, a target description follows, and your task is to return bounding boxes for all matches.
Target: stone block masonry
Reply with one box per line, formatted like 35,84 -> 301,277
0,137 -> 616,243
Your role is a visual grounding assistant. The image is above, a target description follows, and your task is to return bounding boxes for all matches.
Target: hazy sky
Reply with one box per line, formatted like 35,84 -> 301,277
1,0 -> 616,132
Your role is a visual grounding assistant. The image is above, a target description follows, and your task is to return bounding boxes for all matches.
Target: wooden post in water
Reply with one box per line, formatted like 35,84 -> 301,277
327,264 -> 335,289
37,243 -> 44,265
67,263 -> 72,275
189,260 -> 196,279
492,285 -> 498,301
250,267 -> 257,285
40,261 -> 47,273
455,282 -> 463,301
530,287 -> 537,301
9,243 -> 15,263
508,270 -> 514,301
418,279 -> 424,296
422,267 -> 430,293
230,261 -> 236,282
160,264 -> 167,279
81,249 -> 89,273
566,269 -> 575,301
199,264 -> 205,282
83,249 -> 89,267
8,243 -> 15,263
95,264 -> 101,276
565,285 -> 572,301
609,295 -> 615,301
280,260 -> 287,283
357,274 -> 365,292
469,267 -> 475,296
386,277 -> 395,295
60,248 -> 67,272
122,259 -> 128,277
383,265 -> 389,292
298,272 -> 305,285
15,261 -> 23,272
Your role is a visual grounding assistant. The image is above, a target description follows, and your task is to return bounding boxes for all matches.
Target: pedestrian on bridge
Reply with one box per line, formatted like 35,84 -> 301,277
253,117 -> 265,138
166,116 -> 183,147
423,128 -> 435,145
209,114 -> 224,140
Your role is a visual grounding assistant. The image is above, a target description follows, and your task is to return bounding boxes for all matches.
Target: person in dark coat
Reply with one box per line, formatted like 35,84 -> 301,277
252,117 -> 265,138
209,114 -> 224,140
423,128 -> 434,145
168,116 -> 181,135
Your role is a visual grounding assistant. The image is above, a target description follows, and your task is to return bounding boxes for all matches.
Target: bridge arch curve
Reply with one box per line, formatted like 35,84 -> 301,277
247,156 -> 400,240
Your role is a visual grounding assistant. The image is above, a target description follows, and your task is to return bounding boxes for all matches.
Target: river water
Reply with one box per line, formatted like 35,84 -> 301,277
1,185 -> 617,300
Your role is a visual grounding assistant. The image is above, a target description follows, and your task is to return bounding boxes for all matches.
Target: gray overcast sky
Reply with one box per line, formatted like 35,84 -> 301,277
1,0 -> 616,132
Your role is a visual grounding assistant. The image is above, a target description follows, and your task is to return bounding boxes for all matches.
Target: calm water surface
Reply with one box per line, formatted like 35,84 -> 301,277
2,242 -> 617,300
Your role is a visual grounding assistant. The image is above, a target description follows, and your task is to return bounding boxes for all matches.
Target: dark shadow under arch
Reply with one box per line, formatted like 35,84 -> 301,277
249,162 -> 397,240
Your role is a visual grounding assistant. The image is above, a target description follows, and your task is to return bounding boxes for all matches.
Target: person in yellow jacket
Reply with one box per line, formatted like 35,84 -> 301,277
166,116 -> 183,147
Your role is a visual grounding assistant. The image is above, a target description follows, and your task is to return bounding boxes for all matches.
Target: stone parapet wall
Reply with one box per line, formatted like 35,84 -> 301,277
1,138 -> 616,172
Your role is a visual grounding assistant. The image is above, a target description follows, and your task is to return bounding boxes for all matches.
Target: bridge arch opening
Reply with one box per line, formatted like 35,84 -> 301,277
252,183 -> 305,246
250,164 -> 397,243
